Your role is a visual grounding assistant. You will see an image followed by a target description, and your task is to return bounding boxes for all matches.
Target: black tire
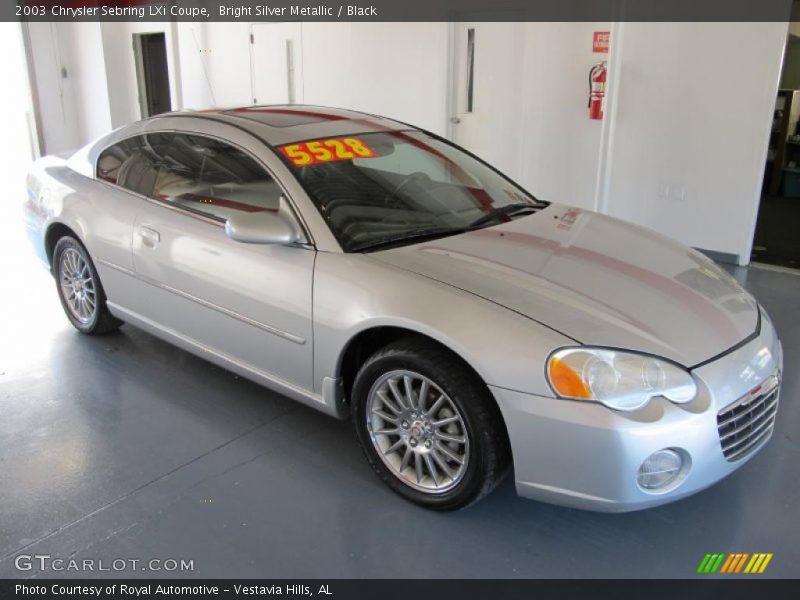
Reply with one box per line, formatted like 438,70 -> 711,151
53,236 -> 122,335
351,337 -> 510,510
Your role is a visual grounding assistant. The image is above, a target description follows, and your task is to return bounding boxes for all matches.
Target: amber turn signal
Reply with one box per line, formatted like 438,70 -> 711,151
548,356 -> 591,399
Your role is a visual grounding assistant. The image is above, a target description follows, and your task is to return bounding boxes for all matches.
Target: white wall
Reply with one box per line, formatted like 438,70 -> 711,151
517,22 -> 610,208
177,22 -> 450,135
303,22 -> 450,136
100,22 -> 182,127
599,22 -> 787,263
175,22 -> 218,108
0,22 -> 35,193
26,21 -> 173,153
69,23 -> 113,142
199,22 -> 253,107
25,22 -> 82,155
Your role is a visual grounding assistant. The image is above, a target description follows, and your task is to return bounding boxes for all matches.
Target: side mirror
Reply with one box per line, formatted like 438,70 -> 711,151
224,197 -> 306,245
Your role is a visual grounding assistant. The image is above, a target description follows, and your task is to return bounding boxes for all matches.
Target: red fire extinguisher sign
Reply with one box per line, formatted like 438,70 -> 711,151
593,31 -> 610,53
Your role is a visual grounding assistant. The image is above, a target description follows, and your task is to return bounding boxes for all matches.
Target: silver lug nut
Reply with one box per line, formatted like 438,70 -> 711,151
409,438 -> 418,447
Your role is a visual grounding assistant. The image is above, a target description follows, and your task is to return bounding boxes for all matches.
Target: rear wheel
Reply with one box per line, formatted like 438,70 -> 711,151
352,338 -> 510,510
53,236 -> 122,335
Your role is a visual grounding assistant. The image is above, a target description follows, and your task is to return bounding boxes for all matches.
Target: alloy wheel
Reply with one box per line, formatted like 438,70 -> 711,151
58,247 -> 97,324
365,370 -> 470,493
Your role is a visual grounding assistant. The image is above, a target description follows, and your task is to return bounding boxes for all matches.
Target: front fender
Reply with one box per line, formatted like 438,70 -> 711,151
313,252 -> 573,402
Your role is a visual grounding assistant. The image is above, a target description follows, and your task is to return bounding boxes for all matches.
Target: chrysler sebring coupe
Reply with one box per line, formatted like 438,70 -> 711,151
25,105 -> 782,511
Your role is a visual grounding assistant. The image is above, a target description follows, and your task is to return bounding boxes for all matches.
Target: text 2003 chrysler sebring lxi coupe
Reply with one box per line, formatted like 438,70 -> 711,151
25,106 -> 782,511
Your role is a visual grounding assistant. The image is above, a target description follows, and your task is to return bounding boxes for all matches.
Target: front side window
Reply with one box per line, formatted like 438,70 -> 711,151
276,130 -> 544,252
97,133 -> 282,221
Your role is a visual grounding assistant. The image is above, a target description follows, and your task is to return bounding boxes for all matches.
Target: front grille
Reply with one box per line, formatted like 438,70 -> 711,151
717,374 -> 780,462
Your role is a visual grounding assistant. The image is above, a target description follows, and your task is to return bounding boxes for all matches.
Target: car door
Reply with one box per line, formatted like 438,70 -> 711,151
121,128 -> 315,393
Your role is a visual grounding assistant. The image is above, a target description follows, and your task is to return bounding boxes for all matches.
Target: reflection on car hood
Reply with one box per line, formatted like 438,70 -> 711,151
371,204 -> 759,367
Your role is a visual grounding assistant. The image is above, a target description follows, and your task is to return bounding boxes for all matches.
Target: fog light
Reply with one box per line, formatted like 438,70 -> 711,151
637,448 -> 684,490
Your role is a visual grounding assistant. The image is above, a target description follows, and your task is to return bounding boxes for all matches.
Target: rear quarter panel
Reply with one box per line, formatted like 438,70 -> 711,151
25,157 -> 143,306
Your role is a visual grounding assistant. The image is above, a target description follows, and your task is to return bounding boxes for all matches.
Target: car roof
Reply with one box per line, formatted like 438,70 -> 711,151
153,105 -> 414,146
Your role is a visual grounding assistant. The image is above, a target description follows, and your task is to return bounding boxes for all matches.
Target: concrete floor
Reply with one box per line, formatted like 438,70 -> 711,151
1,213 -> 799,578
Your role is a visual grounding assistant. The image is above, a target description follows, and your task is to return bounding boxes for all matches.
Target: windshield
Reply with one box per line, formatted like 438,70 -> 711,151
276,130 -> 546,252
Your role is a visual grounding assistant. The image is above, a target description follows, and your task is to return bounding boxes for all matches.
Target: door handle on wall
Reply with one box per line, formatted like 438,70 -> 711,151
138,226 -> 160,248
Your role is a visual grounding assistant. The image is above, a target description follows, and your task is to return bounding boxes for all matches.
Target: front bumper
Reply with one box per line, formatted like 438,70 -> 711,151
493,311 -> 783,512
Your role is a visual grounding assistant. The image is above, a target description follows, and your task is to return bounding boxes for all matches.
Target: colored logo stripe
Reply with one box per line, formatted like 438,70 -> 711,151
745,553 -> 773,574
697,553 -> 726,573
720,553 -> 737,573
697,553 -> 773,574
720,553 -> 749,573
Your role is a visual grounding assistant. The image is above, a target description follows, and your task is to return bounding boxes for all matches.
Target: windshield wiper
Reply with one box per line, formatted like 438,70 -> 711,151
350,202 -> 546,253
467,202 -> 543,229
351,227 -> 468,253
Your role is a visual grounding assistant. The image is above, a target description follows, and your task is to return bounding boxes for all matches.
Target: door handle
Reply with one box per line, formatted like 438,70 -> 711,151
450,117 -> 461,124
138,226 -> 160,248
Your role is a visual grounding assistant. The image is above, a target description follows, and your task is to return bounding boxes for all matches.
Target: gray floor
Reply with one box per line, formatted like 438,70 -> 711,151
1,223 -> 798,578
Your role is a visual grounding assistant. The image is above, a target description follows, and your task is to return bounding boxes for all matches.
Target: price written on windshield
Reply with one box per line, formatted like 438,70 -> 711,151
279,138 -> 377,167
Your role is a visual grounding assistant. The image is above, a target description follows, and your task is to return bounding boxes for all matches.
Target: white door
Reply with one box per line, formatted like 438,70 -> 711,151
250,23 -> 304,104
450,22 -> 523,178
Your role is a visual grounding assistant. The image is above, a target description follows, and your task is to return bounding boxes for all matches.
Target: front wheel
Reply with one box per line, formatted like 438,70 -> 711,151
351,338 -> 510,510
53,236 -> 122,335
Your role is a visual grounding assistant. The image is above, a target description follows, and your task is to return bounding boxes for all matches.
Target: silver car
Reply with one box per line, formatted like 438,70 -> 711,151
24,105 -> 782,511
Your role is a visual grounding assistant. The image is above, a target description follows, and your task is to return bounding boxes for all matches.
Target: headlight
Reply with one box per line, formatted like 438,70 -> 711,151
546,347 -> 697,411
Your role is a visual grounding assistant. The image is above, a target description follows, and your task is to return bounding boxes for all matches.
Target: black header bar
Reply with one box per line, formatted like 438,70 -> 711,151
4,0 -> 798,22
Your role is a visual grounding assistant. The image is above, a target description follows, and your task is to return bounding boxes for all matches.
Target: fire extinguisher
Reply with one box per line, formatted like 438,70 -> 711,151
589,61 -> 607,120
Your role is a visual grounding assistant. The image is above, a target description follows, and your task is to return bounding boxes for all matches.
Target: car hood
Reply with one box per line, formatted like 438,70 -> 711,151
370,204 -> 759,367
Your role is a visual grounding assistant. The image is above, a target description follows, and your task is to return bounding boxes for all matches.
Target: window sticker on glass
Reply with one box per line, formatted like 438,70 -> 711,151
278,137 -> 377,167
